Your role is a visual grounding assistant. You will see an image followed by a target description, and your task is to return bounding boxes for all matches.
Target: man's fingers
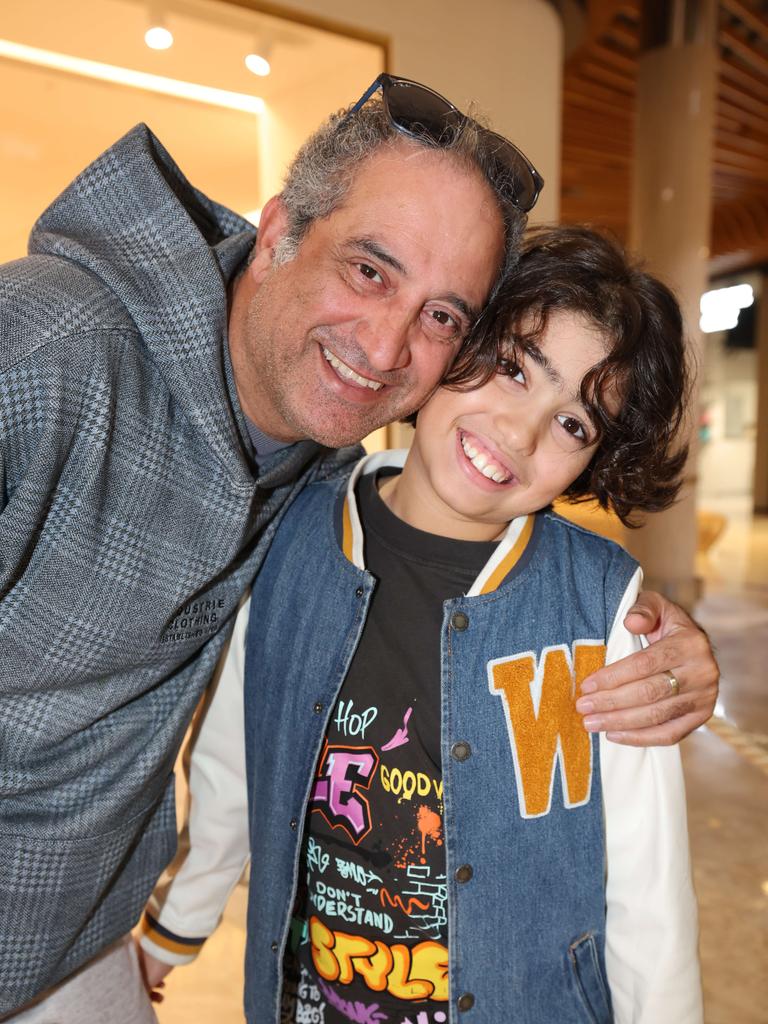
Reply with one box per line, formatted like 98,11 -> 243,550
576,670 -> 684,715
582,695 -> 698,735
580,642 -> 685,694
581,626 -> 715,696
605,710 -> 705,747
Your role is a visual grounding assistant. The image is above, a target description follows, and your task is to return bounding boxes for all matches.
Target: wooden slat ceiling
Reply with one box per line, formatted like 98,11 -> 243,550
560,0 -> 768,276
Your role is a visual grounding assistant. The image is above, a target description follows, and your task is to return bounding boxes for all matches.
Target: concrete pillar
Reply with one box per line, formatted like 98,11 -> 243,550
623,0 -> 717,609
754,277 -> 768,513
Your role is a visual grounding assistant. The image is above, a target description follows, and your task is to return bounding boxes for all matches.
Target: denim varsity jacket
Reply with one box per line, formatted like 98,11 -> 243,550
142,451 -> 702,1024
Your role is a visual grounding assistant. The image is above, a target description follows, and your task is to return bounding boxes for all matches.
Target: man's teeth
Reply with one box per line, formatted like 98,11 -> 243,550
322,348 -> 383,391
461,435 -> 512,484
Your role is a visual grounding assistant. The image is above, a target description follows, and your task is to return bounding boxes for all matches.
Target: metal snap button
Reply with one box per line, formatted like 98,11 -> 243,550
454,864 -> 473,883
457,992 -> 475,1012
451,611 -> 469,631
450,741 -> 472,762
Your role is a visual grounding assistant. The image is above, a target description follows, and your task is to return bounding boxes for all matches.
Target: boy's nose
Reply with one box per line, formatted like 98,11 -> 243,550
498,410 -> 540,455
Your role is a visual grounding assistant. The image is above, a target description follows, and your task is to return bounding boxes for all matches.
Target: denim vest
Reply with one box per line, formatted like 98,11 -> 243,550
244,453 -> 638,1024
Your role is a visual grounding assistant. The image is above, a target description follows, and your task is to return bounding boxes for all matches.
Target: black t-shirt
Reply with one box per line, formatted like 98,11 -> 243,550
281,471 -> 497,1024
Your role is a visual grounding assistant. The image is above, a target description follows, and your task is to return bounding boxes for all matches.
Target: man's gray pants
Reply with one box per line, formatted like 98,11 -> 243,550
3,936 -> 158,1024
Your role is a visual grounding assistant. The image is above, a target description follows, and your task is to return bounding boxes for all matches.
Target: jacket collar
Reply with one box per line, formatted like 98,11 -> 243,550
341,450 -> 534,595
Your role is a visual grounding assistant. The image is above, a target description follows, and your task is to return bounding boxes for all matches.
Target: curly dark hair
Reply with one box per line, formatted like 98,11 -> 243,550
439,225 -> 692,526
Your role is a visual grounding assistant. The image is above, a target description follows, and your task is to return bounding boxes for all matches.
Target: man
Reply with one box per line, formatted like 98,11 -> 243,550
0,75 -> 716,1020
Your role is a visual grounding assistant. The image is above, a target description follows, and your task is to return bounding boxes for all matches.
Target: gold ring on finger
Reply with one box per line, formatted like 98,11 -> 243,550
663,669 -> 679,697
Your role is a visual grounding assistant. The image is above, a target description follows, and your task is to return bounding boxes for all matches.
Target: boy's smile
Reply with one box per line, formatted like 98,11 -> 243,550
383,311 -> 618,542
458,428 -> 520,487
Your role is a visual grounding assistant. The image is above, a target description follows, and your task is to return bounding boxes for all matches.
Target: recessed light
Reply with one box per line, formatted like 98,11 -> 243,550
245,53 -> 270,76
145,26 -> 174,50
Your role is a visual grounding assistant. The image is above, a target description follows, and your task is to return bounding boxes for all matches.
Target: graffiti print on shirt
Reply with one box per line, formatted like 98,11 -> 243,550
292,695 -> 449,1021
310,916 -> 449,1002
487,640 -> 606,818
311,742 -> 379,844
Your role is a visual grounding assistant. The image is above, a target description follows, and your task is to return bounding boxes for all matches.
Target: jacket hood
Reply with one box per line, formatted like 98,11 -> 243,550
29,123 -> 258,484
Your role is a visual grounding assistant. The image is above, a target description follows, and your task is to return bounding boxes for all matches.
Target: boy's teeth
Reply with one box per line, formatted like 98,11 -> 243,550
460,434 -> 512,484
322,347 -> 382,391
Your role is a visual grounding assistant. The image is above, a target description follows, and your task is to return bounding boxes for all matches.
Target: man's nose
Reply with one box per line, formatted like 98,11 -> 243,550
359,311 -> 412,372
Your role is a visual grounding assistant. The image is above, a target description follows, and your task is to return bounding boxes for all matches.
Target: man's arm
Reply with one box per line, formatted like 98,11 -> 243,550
576,589 -> 719,746
136,597 -> 252,995
600,571 -> 703,1023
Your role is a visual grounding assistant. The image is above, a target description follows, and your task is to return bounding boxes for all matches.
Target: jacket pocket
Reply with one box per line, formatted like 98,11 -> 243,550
568,932 -> 614,1024
0,774 -> 177,1016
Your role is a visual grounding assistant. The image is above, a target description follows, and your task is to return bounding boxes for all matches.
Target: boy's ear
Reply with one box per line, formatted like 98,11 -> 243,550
246,195 -> 290,285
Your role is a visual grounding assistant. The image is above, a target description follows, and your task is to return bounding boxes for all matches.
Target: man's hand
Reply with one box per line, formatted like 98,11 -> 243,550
576,589 -> 719,746
135,941 -> 174,1004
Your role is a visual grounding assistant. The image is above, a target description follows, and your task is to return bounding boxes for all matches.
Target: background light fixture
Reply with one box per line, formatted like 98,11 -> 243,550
699,283 -> 754,334
0,39 -> 265,114
145,25 -> 174,50
245,53 -> 270,76
245,39 -> 271,77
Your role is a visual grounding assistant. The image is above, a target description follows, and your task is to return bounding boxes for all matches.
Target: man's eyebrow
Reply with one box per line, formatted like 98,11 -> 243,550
348,237 -> 478,324
444,293 -> 480,325
349,237 -> 407,276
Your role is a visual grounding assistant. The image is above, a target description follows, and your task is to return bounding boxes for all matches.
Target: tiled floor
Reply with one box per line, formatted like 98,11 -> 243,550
154,505 -> 768,1024
688,502 -> 768,1024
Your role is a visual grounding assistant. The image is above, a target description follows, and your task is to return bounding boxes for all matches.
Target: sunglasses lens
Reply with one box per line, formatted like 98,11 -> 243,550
385,81 -> 464,145
355,76 -> 543,212
485,133 -> 540,212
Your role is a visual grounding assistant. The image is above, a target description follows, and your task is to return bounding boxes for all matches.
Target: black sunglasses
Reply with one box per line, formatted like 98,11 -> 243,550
348,73 -> 544,213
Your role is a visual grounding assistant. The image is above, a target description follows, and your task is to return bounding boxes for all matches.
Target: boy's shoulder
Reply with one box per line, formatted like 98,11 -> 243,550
538,507 -> 639,571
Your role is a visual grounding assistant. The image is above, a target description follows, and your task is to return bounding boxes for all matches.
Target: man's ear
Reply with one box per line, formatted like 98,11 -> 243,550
247,195 -> 290,284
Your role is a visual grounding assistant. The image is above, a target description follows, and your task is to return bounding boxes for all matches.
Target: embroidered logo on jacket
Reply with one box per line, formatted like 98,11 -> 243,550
487,642 -> 606,818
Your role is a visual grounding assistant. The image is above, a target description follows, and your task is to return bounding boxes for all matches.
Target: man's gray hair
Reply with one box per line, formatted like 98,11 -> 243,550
274,98 -> 527,290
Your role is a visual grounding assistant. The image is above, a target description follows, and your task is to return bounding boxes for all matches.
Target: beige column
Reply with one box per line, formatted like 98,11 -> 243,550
753,276 -> 768,513
623,0 -> 717,609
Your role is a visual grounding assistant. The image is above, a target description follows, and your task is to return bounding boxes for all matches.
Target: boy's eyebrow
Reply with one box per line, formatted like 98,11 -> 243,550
349,237 -> 478,324
525,344 -> 589,410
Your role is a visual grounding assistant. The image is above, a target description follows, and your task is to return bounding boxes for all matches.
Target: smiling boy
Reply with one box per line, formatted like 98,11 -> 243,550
141,226 -> 702,1023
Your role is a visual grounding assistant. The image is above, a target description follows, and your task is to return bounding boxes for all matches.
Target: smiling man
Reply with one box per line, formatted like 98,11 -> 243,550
0,75 -> 717,1023
228,141 -> 505,448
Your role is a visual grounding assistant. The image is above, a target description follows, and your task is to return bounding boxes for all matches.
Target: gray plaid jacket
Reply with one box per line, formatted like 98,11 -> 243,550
0,124 -> 354,1013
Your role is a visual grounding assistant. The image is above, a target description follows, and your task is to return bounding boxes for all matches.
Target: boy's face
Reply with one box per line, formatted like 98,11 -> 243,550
399,311 -> 617,542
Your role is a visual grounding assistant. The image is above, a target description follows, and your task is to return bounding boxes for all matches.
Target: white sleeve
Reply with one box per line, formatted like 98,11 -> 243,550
601,567 -> 703,1024
139,597 -> 251,965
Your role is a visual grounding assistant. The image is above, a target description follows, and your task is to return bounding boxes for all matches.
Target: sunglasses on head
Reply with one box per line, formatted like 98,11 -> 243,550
348,73 -> 544,214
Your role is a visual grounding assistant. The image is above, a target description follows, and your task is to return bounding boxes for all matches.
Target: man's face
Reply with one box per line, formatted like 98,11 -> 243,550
229,141 -> 505,447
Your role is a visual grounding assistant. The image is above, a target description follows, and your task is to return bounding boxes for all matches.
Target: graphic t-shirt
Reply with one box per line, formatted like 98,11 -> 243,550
281,472 -> 497,1024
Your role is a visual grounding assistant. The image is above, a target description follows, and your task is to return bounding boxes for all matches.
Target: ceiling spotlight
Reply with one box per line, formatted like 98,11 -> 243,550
245,52 -> 270,76
145,26 -> 174,50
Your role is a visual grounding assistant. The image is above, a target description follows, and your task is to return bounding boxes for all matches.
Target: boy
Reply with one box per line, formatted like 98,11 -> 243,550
141,227 -> 702,1023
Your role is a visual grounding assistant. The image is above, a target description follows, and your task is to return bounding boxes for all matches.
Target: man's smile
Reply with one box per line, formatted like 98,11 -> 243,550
321,346 -> 384,391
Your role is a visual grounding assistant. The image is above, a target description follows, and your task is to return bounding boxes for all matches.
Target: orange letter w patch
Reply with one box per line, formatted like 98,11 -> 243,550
487,643 -> 606,819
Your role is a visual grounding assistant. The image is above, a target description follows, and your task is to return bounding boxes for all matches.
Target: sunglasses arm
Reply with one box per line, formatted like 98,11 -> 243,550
349,75 -> 387,114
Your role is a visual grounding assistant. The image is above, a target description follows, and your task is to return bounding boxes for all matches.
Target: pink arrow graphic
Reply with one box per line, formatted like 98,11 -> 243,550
381,707 -> 413,751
